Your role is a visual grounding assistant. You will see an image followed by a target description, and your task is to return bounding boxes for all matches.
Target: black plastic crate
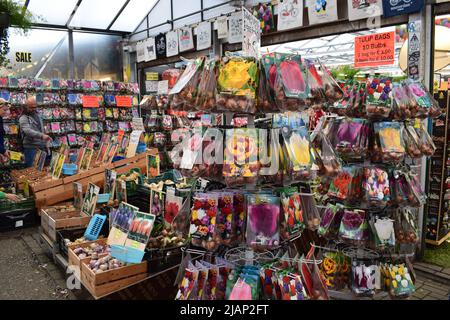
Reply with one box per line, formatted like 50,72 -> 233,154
0,208 -> 37,232
144,245 -> 185,274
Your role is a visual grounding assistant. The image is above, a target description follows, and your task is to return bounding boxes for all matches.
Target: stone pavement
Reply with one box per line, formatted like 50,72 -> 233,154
0,226 -> 449,300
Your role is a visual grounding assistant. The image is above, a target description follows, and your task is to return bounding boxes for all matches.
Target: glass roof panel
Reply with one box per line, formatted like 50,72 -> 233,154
69,0 -> 127,29
110,0 -> 158,32
27,0 -> 78,26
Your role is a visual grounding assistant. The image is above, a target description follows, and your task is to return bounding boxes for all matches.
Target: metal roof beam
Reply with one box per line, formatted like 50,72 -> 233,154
65,0 -> 83,27
107,0 -> 131,30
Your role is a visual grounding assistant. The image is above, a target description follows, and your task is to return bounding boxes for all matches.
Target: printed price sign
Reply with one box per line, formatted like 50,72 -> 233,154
354,31 -> 395,68
82,95 -> 100,108
116,96 -> 133,107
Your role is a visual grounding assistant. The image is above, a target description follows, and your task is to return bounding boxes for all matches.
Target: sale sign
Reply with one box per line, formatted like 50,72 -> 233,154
354,31 -> 395,68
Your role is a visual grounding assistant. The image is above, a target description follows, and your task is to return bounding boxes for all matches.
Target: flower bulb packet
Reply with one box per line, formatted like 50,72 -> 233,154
373,122 -> 405,163
190,193 -> 220,251
318,60 -> 344,103
246,194 -> 280,249
216,56 -> 258,113
366,77 -> 393,119
362,167 -> 390,207
332,117 -> 369,161
281,126 -> 313,182
280,187 -> 305,238
339,209 -> 370,244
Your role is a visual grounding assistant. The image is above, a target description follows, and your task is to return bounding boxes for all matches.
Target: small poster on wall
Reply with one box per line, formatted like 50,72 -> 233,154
307,0 -> 338,25
242,7 -> 261,58
136,40 -> 146,63
196,21 -> 212,50
166,30 -> 179,57
347,0 -> 383,22
278,0 -> 304,31
144,37 -> 157,61
228,11 -> 243,44
178,27 -> 194,52
216,16 -> 228,39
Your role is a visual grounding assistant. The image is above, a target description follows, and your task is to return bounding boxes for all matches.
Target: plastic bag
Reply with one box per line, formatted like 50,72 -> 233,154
318,203 -> 344,240
162,68 -> 181,89
329,80 -> 353,116
404,80 -> 433,118
351,261 -> 377,297
369,215 -> 395,249
312,132 -> 342,177
416,124 -> 436,156
383,264 -> 415,299
403,124 -> 422,158
189,192 -> 220,251
246,194 -> 280,249
366,77 -> 393,119
195,58 -> 218,112
392,82 -> 413,119
304,59 -> 325,106
394,208 -> 419,250
215,192 -> 234,246
318,60 -> 344,103
231,191 -> 246,245
280,187 -> 305,238
216,56 -> 258,113
169,57 -> 205,111
327,166 -> 364,203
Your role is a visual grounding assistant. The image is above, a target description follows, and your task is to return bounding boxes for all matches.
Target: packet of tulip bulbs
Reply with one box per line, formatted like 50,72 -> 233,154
215,192 -> 234,246
369,215 -> 395,249
416,124 -> 436,156
280,188 -> 305,238
299,193 -> 321,231
124,211 -> 156,252
392,82 -> 414,119
195,58 -> 218,112
385,264 -> 415,299
281,126 -> 313,182
366,78 -> 393,119
273,53 -> 309,111
351,262 -> 378,297
362,167 -> 390,207
403,125 -> 422,158
373,122 -> 406,163
231,191 -> 246,245
246,194 -> 280,249
318,203 -> 344,240
200,261 -> 219,300
223,128 -> 259,187
405,170 -> 427,206
175,262 -> 199,300
304,59 -> 325,106
339,209 -> 370,244
329,80 -> 354,116
317,60 -> 344,104
404,80 -> 434,118
311,132 -> 342,177
327,166 -> 364,203
394,208 -> 419,252
190,193 -> 220,251
332,117 -> 369,161
320,251 -> 350,291
257,57 -> 279,113
216,56 -> 258,113
169,56 -> 205,111
190,261 -> 208,300
258,128 -> 284,186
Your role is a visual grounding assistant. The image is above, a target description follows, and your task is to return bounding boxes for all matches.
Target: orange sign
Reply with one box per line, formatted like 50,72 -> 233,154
116,96 -> 133,107
354,31 -> 395,68
82,95 -> 100,108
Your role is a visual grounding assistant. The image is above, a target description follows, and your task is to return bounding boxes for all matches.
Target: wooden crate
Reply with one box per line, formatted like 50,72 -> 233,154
68,239 -> 108,268
81,260 -> 148,298
41,207 -> 91,242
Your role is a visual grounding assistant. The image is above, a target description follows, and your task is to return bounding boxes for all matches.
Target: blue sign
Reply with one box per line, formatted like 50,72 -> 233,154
383,0 -> 424,18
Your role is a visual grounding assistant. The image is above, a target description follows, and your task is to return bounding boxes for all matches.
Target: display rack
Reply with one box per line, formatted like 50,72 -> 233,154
426,89 -> 450,245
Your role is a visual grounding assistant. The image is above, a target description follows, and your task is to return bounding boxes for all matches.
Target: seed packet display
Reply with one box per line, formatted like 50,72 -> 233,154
246,194 -> 280,248
108,202 -> 139,247
190,193 -> 219,251
124,211 -> 156,251
81,183 -> 100,217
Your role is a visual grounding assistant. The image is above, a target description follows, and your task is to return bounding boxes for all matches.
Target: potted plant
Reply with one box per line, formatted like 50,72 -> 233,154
0,0 -> 35,67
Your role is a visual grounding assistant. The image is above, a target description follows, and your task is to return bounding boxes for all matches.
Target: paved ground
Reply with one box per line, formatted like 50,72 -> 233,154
0,227 -> 448,300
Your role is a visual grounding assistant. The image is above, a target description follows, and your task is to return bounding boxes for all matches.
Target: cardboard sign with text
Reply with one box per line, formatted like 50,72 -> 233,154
354,31 -> 395,68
